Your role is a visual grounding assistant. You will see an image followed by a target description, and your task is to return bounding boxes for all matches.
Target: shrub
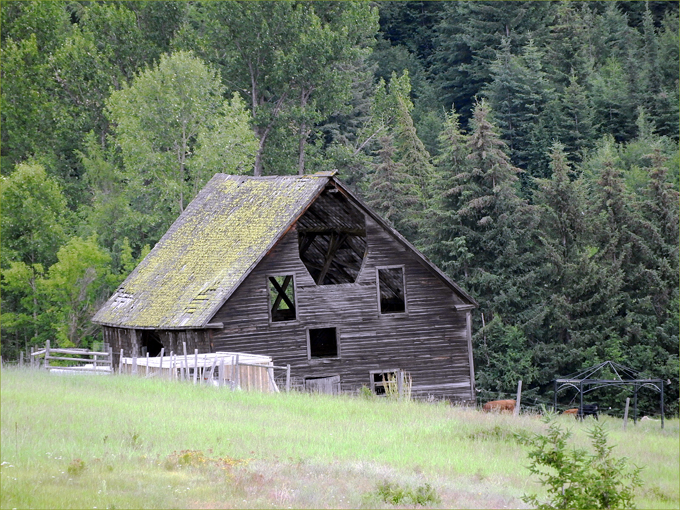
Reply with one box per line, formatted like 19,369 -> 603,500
372,480 -> 440,507
67,458 -> 86,476
519,418 -> 642,509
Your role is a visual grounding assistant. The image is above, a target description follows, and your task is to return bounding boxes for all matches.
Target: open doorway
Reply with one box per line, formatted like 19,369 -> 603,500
140,330 -> 164,357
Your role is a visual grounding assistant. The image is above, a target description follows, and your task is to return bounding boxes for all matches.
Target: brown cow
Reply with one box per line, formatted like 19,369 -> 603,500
483,399 -> 516,413
562,408 -> 579,416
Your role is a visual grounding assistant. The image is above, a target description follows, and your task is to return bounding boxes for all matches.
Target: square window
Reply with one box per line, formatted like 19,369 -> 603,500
370,369 -> 400,395
378,267 -> 406,314
308,327 -> 338,358
269,275 -> 296,322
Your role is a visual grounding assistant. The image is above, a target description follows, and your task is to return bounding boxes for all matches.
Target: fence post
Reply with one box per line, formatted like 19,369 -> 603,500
132,355 -> 138,375
30,347 -> 34,369
159,348 -> 165,378
183,342 -> 188,382
119,349 -> 124,375
398,369 -> 404,400
235,355 -> 240,389
19,351 -> 24,367
108,347 -> 113,374
286,364 -> 291,392
94,353 -> 98,372
45,340 -> 51,369
193,349 -> 198,384
623,397 -> 630,431
146,352 -> 149,377
219,357 -> 225,387
170,352 -> 174,380
514,380 -> 523,417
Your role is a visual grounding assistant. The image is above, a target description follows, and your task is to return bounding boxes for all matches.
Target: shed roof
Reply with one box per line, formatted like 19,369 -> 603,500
93,173 -> 476,330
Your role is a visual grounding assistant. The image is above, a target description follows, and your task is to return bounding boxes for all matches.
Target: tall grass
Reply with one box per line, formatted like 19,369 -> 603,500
1,367 -> 678,509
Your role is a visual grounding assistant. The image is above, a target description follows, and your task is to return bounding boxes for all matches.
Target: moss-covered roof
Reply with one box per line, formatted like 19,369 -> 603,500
92,174 -> 327,329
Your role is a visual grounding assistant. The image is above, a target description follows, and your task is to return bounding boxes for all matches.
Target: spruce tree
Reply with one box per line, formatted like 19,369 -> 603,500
366,135 -> 420,241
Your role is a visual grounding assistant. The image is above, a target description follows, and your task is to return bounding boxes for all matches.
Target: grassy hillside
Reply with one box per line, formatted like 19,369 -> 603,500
1,368 -> 678,509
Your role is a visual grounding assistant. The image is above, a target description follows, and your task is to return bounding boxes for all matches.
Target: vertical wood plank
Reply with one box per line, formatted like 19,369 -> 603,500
623,397 -> 630,431
45,340 -> 51,369
159,348 -> 165,379
219,358 -> 225,387
119,349 -> 124,375
286,364 -> 291,392
514,380 -> 522,417
235,355 -> 240,389
183,342 -> 188,382
193,349 -> 198,384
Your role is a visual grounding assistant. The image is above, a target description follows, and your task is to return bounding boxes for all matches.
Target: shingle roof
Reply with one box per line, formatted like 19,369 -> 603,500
92,174 -> 327,329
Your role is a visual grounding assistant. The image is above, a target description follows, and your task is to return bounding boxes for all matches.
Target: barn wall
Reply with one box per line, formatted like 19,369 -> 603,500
210,216 -> 474,401
102,326 -> 211,368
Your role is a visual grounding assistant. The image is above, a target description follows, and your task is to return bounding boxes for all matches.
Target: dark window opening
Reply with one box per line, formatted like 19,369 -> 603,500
371,371 -> 398,395
378,267 -> 406,313
308,327 -> 338,358
269,275 -> 296,322
141,330 -> 163,357
297,187 -> 367,285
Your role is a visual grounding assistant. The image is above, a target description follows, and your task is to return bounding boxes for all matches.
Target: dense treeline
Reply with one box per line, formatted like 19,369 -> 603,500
2,1 -> 677,414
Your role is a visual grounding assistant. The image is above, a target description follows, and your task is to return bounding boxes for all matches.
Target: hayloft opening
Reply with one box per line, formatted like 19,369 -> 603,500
141,330 -> 163,357
297,186 -> 367,285
378,267 -> 406,313
308,327 -> 338,358
268,275 -> 296,322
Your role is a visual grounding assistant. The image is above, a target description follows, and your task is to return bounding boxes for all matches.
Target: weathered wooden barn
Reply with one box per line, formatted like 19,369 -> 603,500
92,172 -> 478,401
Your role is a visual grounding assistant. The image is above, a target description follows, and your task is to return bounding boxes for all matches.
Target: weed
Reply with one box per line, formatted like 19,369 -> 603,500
372,480 -> 440,507
67,458 -> 86,476
382,372 -> 412,401
520,418 -> 643,509
359,385 -> 374,400
164,450 -> 247,471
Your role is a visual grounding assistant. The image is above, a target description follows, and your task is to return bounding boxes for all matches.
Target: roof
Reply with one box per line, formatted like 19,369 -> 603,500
93,173 -> 476,330
92,174 -> 327,329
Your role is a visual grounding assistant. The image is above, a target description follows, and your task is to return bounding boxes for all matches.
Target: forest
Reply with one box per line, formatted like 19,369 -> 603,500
1,1 -> 678,414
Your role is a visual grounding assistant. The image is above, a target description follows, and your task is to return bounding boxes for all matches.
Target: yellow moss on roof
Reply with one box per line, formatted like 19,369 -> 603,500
92,174 -> 326,329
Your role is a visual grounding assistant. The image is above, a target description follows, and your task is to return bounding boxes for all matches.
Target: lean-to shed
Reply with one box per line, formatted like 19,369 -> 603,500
92,172 -> 478,401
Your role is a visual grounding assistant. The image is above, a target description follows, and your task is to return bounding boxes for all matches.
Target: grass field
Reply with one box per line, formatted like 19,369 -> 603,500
1,367 -> 678,509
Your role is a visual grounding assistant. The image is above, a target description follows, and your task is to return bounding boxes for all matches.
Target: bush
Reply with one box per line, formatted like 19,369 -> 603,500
372,480 -> 440,507
519,419 -> 642,509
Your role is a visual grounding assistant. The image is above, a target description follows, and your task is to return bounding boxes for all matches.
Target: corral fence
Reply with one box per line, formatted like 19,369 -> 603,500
119,347 -> 291,393
29,340 -> 113,374
11,341 -> 292,394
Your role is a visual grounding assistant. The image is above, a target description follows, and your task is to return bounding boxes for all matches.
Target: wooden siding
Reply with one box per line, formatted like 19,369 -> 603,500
210,215 -> 474,402
103,326 -> 211,369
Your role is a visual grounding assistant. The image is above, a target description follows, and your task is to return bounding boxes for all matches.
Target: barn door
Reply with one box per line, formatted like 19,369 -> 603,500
305,375 -> 340,395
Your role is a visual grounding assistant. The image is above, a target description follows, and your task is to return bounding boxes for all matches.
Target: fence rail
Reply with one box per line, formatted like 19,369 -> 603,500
30,340 -> 113,374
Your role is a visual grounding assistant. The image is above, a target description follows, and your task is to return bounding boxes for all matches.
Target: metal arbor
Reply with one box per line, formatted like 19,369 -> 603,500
553,361 -> 665,429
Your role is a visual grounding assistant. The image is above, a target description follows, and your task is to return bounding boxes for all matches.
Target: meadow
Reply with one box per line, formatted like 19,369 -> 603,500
1,367 -> 678,509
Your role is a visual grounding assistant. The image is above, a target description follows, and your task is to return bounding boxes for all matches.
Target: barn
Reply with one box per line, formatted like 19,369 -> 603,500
92,172 -> 478,401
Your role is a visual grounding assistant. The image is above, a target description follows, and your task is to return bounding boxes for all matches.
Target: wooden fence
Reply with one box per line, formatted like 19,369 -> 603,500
30,340 -> 113,374
16,341 -> 292,394
118,347 -> 291,392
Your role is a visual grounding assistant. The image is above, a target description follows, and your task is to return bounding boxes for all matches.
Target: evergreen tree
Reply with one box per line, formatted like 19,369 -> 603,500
366,135 -> 420,240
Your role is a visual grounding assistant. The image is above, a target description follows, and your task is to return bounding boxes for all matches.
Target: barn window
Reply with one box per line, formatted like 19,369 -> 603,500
377,266 -> 406,314
268,275 -> 296,322
297,186 -> 367,285
369,369 -> 400,395
307,327 -> 338,358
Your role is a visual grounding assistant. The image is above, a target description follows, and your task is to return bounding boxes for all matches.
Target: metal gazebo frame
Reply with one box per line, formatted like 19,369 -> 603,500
553,361 -> 665,429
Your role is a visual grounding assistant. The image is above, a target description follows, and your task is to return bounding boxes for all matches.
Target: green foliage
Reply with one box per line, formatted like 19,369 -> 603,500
520,419 -> 642,509
372,480 -> 440,507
